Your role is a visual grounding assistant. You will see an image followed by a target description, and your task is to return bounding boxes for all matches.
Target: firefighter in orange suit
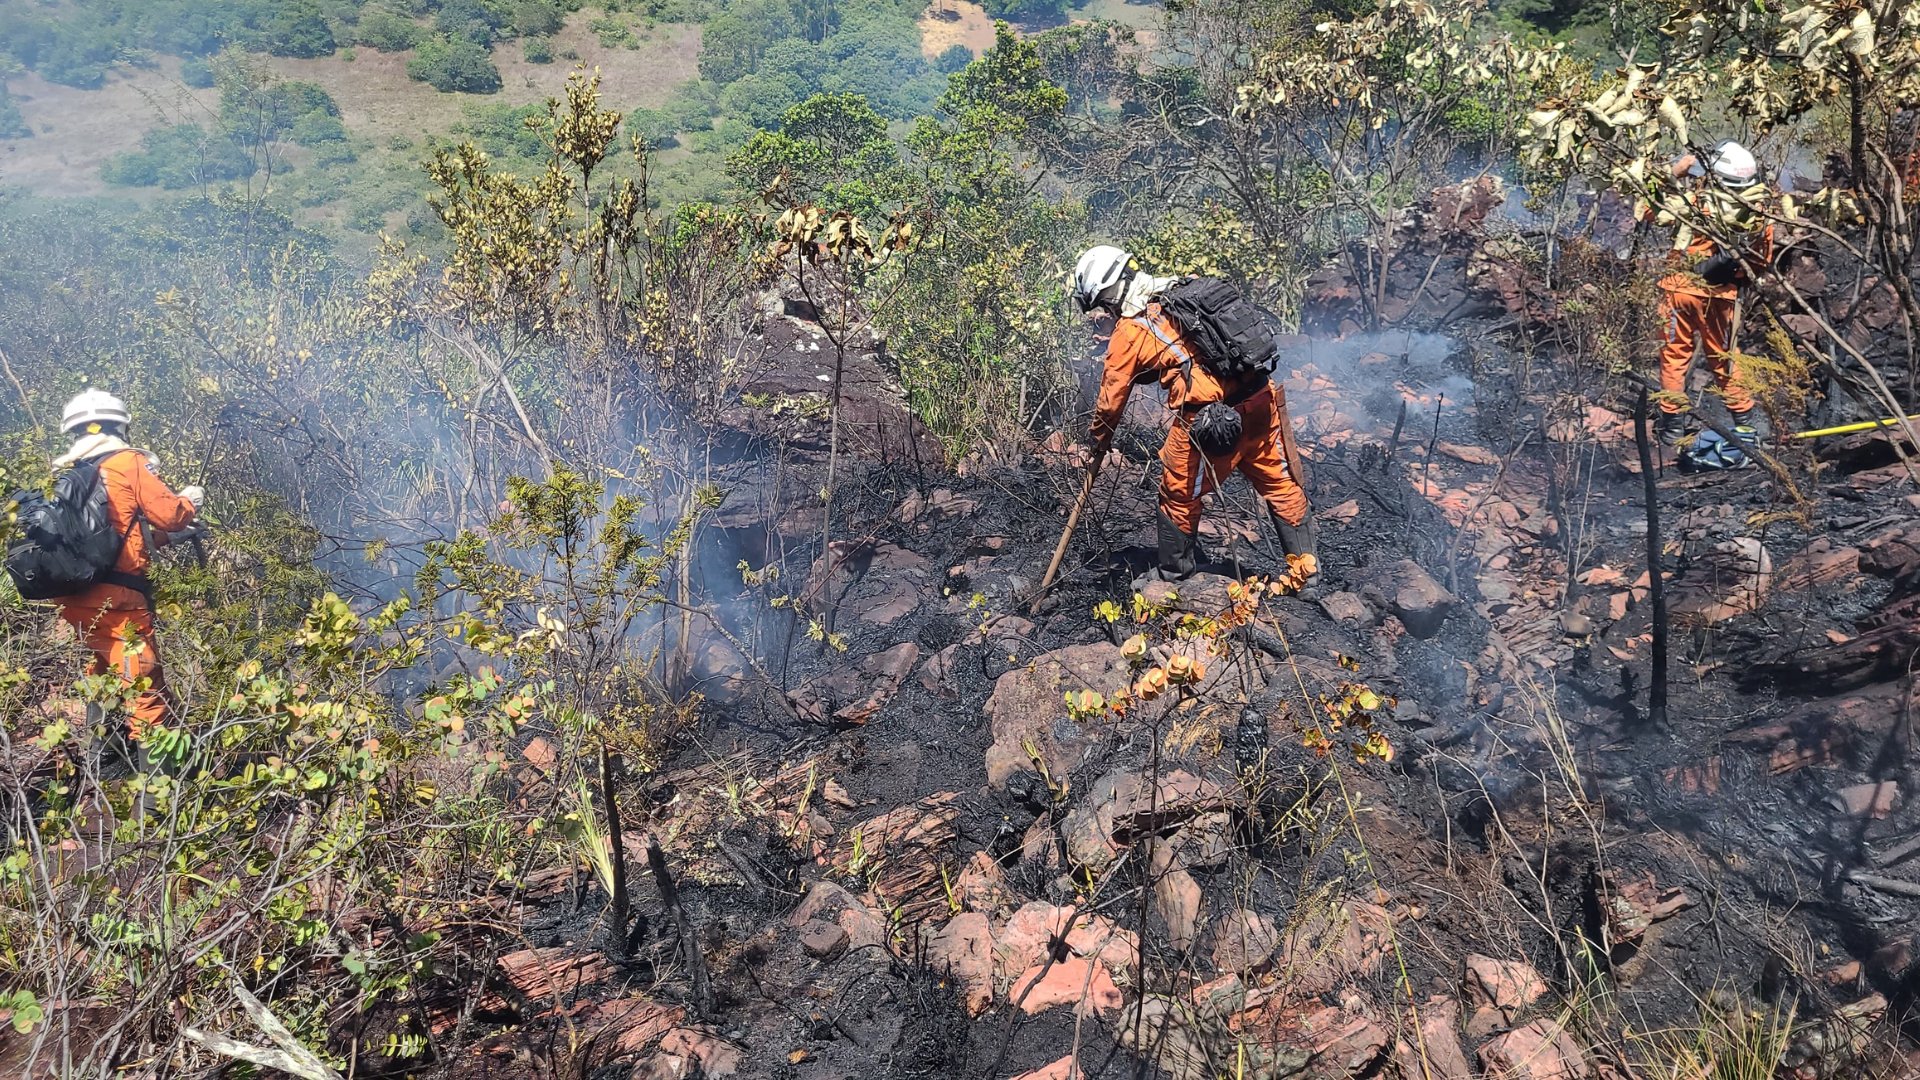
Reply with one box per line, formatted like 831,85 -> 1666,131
50,389 -> 202,773
1649,141 -> 1776,444
1072,246 -> 1314,580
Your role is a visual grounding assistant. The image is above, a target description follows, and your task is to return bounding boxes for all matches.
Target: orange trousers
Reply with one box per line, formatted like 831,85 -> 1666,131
1159,389 -> 1309,532
1659,289 -> 1753,414
58,584 -> 169,741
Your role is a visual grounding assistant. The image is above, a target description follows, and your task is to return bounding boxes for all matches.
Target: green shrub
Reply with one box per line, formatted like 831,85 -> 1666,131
436,0 -> 506,45
0,89 -> 28,140
523,35 -> 555,63
511,0 -> 567,37
355,8 -> 422,52
313,139 -> 360,167
589,14 -> 636,48
264,0 -> 337,59
936,43 -> 972,74
291,112 -> 349,147
407,35 -> 503,94
180,56 -> 216,88
102,124 -> 256,189
455,102 -> 550,162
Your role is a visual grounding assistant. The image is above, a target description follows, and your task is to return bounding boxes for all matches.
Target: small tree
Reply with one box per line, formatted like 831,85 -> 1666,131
407,34 -> 505,94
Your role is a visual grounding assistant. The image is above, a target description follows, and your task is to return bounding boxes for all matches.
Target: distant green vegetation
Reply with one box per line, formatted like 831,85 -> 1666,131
408,33 -> 506,92
101,124 -> 258,189
104,60 -> 344,191
0,0 -> 577,92
0,86 -> 27,139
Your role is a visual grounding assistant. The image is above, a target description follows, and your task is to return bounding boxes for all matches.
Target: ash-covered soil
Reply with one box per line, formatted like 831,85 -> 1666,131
449,300 -> 1920,1079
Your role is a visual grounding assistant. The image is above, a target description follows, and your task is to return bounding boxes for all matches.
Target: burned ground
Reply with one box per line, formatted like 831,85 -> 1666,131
426,225 -> 1920,1080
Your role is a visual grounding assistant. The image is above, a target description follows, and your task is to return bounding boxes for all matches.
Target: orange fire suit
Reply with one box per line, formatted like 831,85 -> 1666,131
54,449 -> 198,740
1654,188 -> 1774,416
1091,303 -> 1309,533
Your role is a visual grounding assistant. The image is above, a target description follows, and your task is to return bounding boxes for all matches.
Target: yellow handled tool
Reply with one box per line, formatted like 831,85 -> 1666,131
1790,414 -> 1920,441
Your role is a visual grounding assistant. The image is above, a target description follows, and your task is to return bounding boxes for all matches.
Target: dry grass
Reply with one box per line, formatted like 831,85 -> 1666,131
272,19 -> 701,142
0,12 -> 701,198
917,0 -> 997,61
0,63 -> 213,196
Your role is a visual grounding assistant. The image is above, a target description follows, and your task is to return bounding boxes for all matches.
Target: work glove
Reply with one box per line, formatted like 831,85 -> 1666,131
179,485 -> 206,509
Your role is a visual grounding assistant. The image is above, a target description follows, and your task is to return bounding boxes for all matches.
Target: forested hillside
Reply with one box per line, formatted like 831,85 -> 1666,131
5,1 -> 1920,1078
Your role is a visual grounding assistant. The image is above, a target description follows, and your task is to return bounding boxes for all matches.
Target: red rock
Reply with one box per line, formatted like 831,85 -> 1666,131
928,913 -> 995,1016
1300,1004 -> 1391,1074
954,851 -> 1011,914
1578,566 -> 1627,588
1009,1056 -> 1084,1080
1861,524 -> 1920,578
799,919 -> 849,960
1173,811 -> 1236,870
561,996 -> 684,1060
1362,559 -> 1457,639
1060,807 -> 1120,875
1390,996 -> 1472,1080
484,948 -> 615,1012
838,905 -> 888,953
1323,499 -> 1362,524
1437,441 -> 1501,466
1322,591 -> 1374,624
1601,873 -> 1695,948
1462,954 -> 1548,1037
1210,908 -> 1282,974
638,1026 -> 745,1079
1477,1019 -> 1590,1079
1820,961 -> 1863,986
1277,901 -> 1394,996
834,641 -> 920,724
994,902 -> 1139,986
919,643 -> 961,697
789,880 -> 862,927
1669,538 -> 1770,626
983,643 -> 1129,789
1009,955 -> 1123,1017
1774,539 -> 1860,592
519,736 -> 557,772
1829,781 -> 1900,819
1150,842 -> 1203,954
831,792 -> 960,918
1020,819 -> 1058,868
1660,758 -> 1721,795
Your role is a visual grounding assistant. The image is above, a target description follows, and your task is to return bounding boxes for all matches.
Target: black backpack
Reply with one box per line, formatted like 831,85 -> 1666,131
5,455 -> 140,601
1156,276 -> 1278,383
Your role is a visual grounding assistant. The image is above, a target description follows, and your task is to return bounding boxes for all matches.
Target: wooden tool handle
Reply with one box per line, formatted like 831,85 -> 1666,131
1030,465 -> 1099,611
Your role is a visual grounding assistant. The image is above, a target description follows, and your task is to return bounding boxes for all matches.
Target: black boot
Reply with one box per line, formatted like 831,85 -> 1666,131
91,708 -> 136,781
1653,411 -> 1690,446
1728,406 -> 1767,443
1154,509 -> 1199,581
1273,510 -> 1318,567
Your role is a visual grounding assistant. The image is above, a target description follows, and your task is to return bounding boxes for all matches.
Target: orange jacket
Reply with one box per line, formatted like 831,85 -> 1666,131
1090,304 -> 1258,448
1652,186 -> 1776,300
91,448 -> 198,578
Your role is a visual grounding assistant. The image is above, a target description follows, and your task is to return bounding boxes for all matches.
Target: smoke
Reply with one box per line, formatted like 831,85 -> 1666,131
1281,330 -> 1476,448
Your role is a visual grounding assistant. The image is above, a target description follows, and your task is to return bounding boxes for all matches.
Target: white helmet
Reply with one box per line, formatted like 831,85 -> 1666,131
61,388 -> 131,434
1708,140 -> 1758,186
1072,245 -> 1133,312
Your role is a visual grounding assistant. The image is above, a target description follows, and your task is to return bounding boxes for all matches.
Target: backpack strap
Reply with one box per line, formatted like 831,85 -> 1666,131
1133,311 -> 1198,404
94,450 -> 153,602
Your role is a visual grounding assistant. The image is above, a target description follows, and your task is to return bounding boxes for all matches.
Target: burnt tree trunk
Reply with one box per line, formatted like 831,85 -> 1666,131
599,745 -> 633,960
1634,388 -> 1670,728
